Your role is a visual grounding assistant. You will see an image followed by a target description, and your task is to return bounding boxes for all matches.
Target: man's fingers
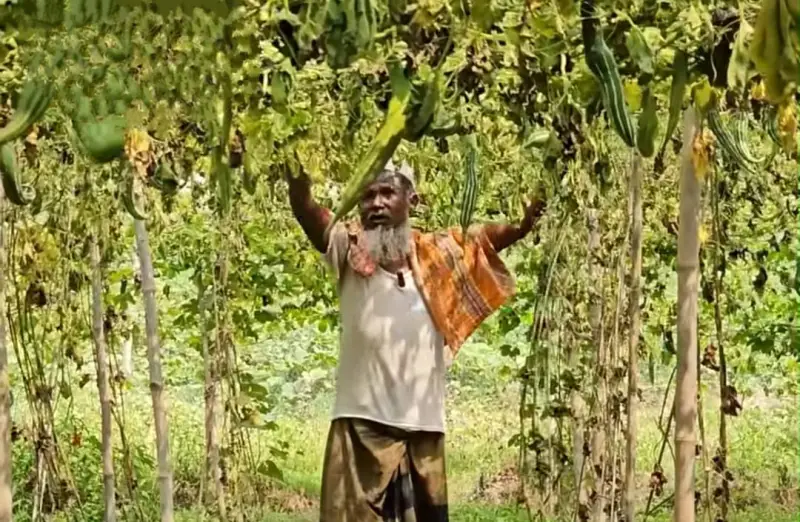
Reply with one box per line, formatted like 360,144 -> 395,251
281,162 -> 293,182
524,196 -> 544,209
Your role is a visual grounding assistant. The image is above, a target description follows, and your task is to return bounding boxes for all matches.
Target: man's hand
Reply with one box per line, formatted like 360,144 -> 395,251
284,153 -> 311,193
483,189 -> 547,252
519,192 -> 547,237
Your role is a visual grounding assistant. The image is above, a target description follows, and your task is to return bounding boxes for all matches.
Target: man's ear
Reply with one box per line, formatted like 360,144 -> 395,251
408,191 -> 420,207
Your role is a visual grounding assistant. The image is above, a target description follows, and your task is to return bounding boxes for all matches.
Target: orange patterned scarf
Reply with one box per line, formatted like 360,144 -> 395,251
338,221 -> 516,357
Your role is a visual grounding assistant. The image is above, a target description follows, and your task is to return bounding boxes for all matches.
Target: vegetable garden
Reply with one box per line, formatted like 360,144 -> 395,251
0,0 -> 797,521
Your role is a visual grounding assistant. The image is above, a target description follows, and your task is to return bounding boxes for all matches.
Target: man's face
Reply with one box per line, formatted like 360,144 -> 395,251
358,175 -> 416,230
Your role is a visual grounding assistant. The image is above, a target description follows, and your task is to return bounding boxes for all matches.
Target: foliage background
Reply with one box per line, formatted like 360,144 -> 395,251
0,0 -> 797,520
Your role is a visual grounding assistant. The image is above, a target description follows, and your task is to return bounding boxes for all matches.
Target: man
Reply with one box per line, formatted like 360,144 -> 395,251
287,158 -> 545,522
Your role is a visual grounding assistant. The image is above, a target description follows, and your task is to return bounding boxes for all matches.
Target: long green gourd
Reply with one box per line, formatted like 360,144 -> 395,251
732,113 -> 763,164
707,109 -> 757,173
584,30 -> 636,148
460,134 -> 479,238
765,108 -> 782,146
636,86 -> 659,158
0,80 -> 53,146
0,142 -> 33,206
654,50 -> 688,169
121,178 -> 147,220
325,66 -> 412,233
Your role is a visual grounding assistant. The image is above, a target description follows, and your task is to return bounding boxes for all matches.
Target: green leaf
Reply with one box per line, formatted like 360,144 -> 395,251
625,30 -> 653,74
655,50 -> 688,170
500,343 -> 520,357
471,0 -> 495,30
256,460 -> 284,481
626,26 -> 654,75
728,20 -> 754,93
242,381 -> 269,401
255,309 -> 278,323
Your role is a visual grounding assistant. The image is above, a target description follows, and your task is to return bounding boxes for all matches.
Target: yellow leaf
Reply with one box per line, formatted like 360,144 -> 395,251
692,78 -> 715,111
25,126 -> 38,145
125,128 -> 154,176
778,98 -> 797,154
691,129 -> 714,181
699,224 -> 709,245
623,80 -> 642,112
125,128 -> 151,156
750,80 -> 767,101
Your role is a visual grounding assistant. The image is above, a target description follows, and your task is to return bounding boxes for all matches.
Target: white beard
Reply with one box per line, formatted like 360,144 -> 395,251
362,221 -> 411,266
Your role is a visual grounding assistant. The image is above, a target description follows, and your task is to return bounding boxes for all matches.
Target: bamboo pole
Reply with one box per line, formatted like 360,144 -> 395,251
674,108 -> 700,522
609,214 -> 630,522
90,235 -> 117,522
198,276 -> 224,514
696,337 -> 711,522
588,207 -> 607,522
0,181 -> 11,522
711,161 -> 730,521
134,219 -> 175,522
624,151 -> 643,522
212,251 -> 230,521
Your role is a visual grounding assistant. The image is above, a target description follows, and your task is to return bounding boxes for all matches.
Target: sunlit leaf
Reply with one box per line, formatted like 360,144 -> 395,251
728,20 -> 754,93
623,80 -> 643,112
626,26 -> 654,75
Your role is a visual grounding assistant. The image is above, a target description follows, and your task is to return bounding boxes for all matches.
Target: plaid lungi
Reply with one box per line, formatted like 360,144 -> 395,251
319,418 -> 449,522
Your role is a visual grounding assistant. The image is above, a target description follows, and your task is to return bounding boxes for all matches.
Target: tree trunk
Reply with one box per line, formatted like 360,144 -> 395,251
624,151 -> 643,522
0,184 -> 11,522
90,235 -> 117,522
134,219 -> 174,522
588,208 -> 607,522
674,108 -> 700,522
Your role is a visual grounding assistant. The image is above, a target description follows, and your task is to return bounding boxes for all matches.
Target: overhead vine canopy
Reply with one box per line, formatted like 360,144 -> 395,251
0,0 -> 792,226
3,0 -> 795,160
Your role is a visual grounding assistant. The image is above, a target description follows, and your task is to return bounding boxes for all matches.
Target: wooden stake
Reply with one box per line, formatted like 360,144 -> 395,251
674,108 -> 700,522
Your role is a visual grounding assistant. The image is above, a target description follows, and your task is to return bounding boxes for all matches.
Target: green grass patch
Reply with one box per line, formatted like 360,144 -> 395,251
8,350 -> 797,522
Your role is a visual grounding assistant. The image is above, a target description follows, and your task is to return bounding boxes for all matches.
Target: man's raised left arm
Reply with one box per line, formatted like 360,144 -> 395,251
482,195 -> 546,253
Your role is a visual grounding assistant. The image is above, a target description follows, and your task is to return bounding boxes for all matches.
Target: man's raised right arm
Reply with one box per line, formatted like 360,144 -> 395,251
286,165 -> 331,254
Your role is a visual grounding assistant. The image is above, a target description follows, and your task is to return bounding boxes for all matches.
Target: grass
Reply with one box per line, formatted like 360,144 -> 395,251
174,504 -> 532,522
251,340 -> 798,520
8,341 -> 798,522
256,377 -> 798,522
271,389 -> 520,504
